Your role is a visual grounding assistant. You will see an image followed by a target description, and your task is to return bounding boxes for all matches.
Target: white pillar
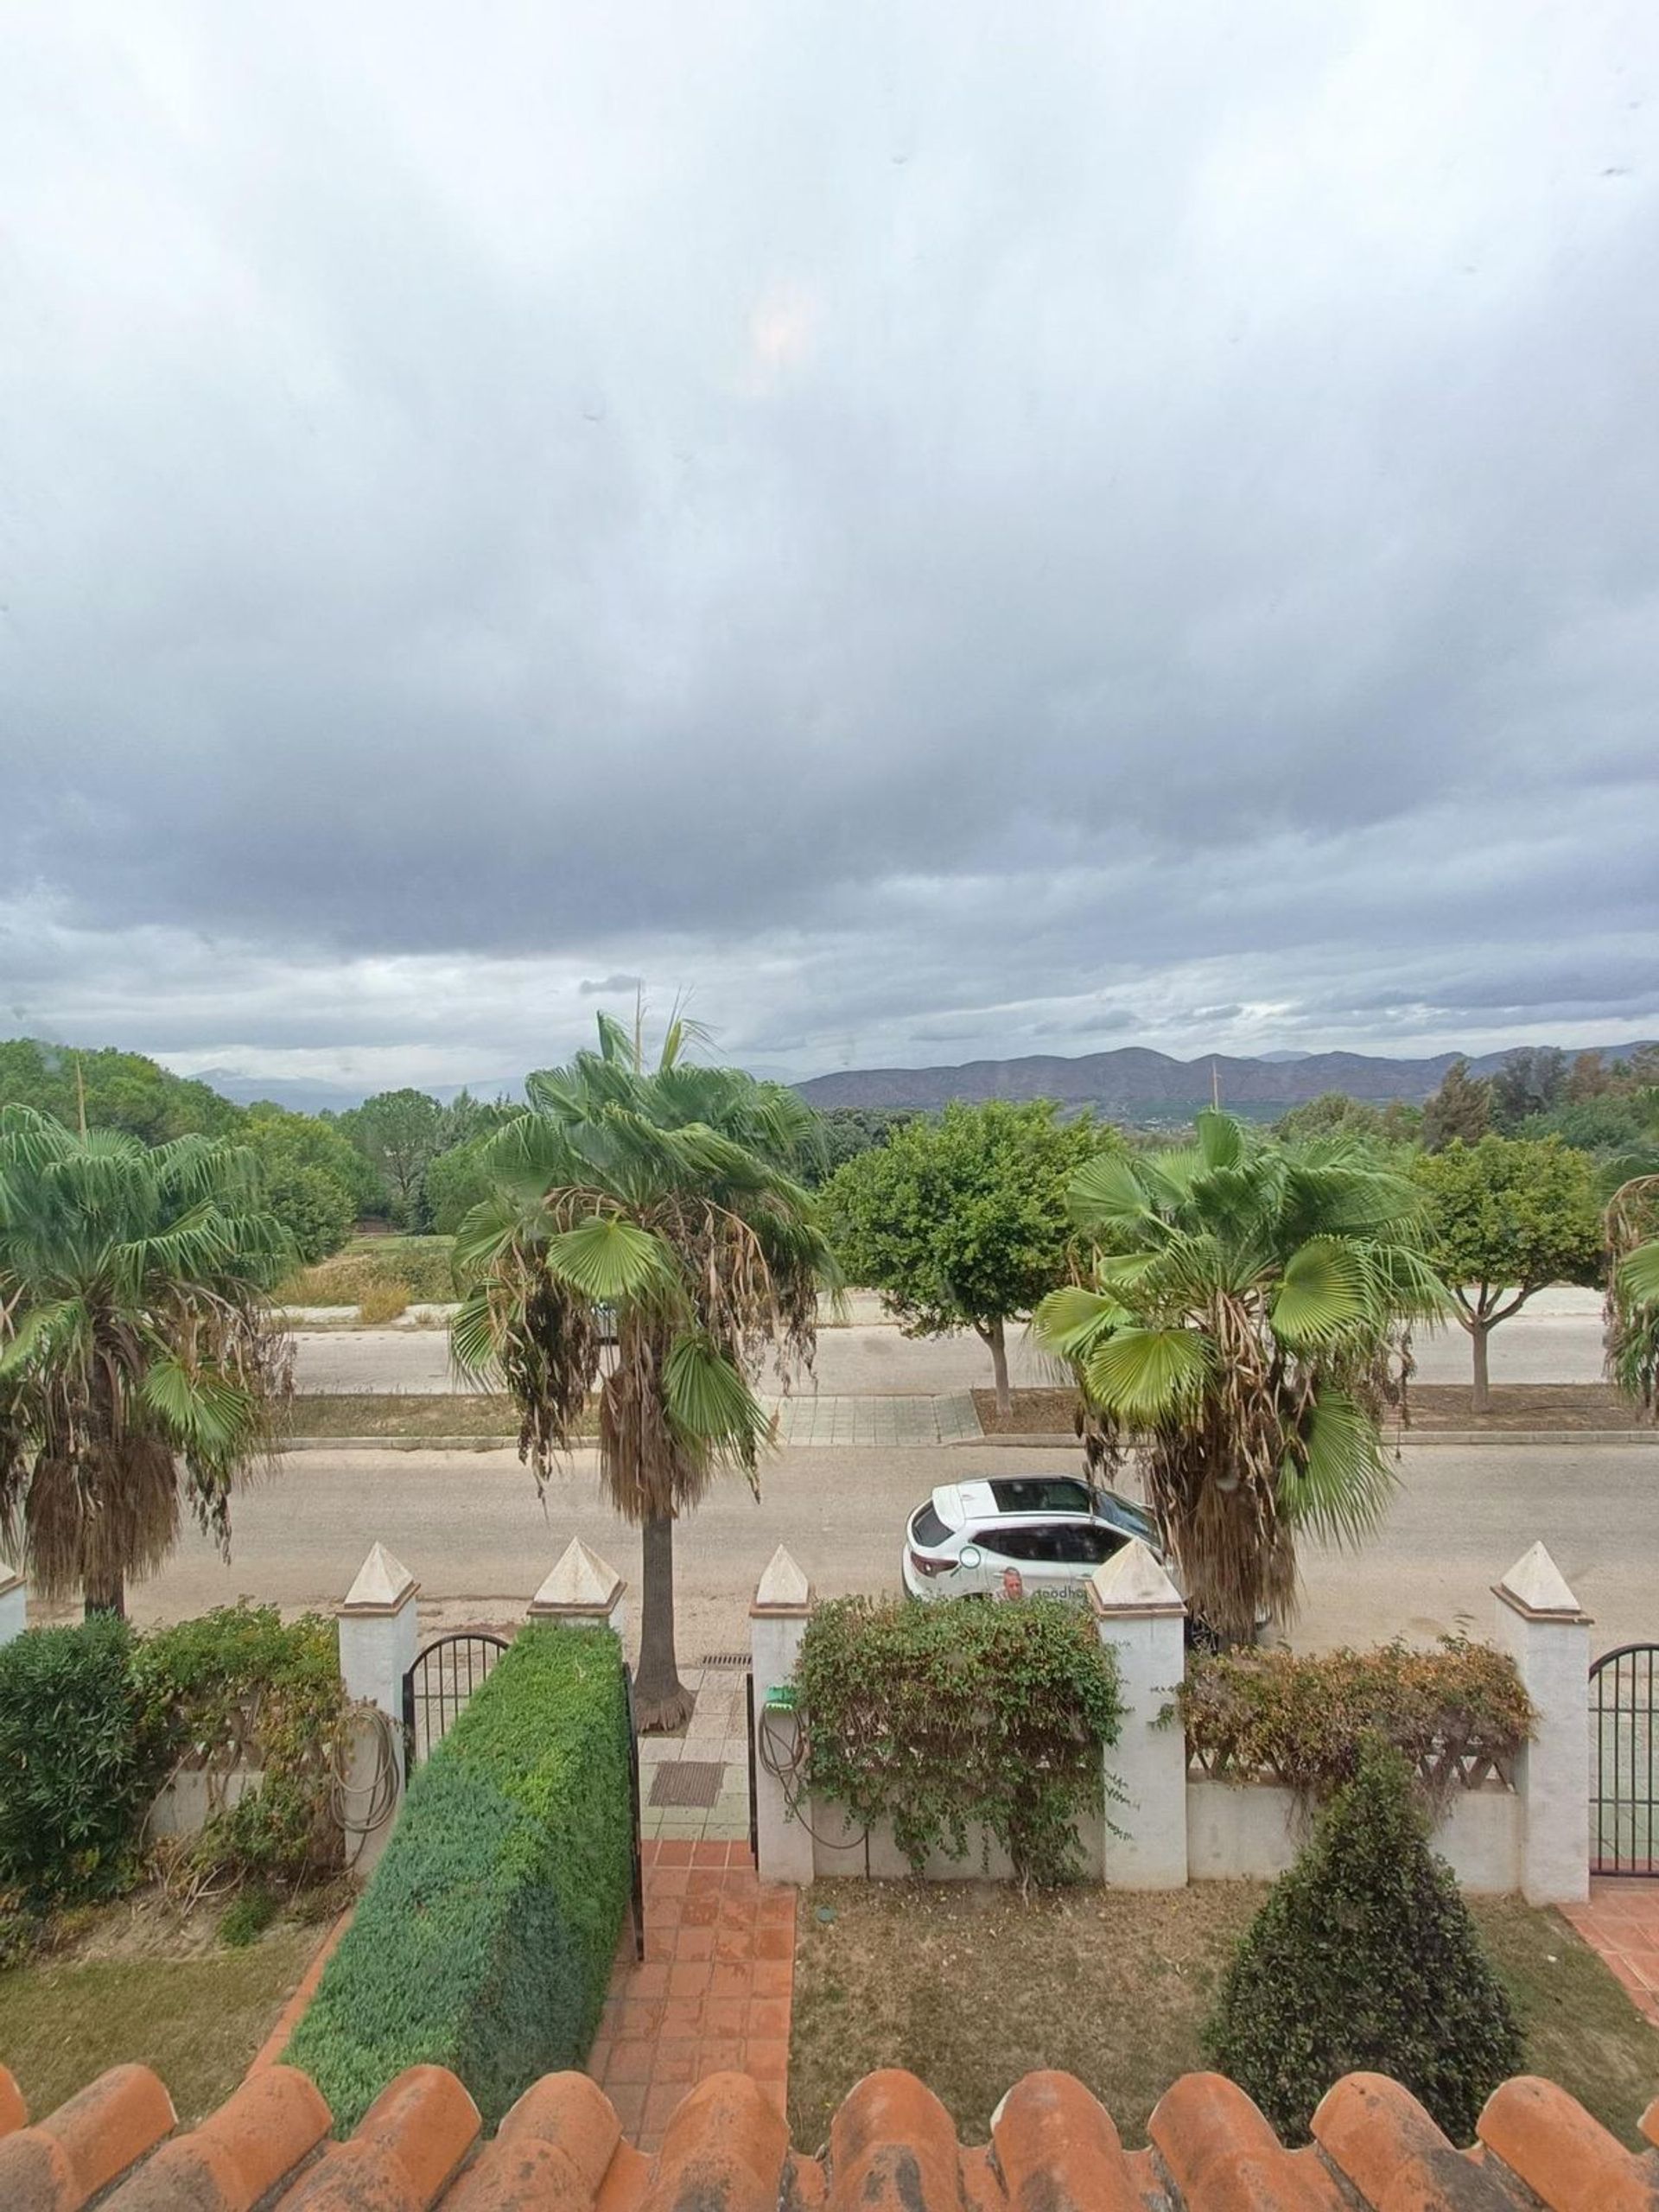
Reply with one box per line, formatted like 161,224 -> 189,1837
1090,1539 -> 1189,1889
528,1538 -> 628,1643
337,1542 -> 422,1796
750,1546 -> 814,1887
0,1560 -> 23,1649
1493,1541 -> 1591,1906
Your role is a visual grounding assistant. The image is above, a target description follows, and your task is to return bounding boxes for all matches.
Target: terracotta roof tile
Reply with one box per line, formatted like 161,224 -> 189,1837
1,2056 -> 1656,2209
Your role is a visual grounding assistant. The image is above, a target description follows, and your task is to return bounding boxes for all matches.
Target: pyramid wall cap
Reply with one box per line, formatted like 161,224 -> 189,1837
1494,1541 -> 1588,1624
339,1541 -> 419,1615
1089,1537 -> 1186,1618
751,1545 -> 812,1615
529,1538 -> 624,1617
0,1558 -> 22,1600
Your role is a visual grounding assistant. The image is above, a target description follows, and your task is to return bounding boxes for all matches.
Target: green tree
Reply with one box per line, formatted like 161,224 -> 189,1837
1272,1093 -> 1421,1148
1033,1113 -> 1444,1642
0,1108 -> 292,1617
339,1089 -> 444,1228
808,1107 -> 916,1186
1413,1137 -> 1603,1410
1205,1741 -> 1523,2143
423,1134 -> 499,1235
0,1039 -> 240,1144
1421,1058 -> 1491,1152
450,1014 -> 834,1728
1488,1046 -> 1567,1131
243,1103 -> 379,1262
821,1100 -> 1104,1415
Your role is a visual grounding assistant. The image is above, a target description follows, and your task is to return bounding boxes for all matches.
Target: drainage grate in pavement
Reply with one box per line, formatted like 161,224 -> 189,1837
647,1758 -> 726,1808
698,1651 -> 750,1670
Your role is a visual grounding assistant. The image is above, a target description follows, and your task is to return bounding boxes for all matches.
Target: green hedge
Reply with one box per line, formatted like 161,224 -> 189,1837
0,1616 -> 155,1904
286,1625 -> 632,2130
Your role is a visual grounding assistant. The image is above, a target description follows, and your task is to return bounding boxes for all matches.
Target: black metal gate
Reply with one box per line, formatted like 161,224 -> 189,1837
623,1662 -> 645,1960
402,1631 -> 510,1767
745,1671 -> 759,1863
1590,1644 -> 1658,1876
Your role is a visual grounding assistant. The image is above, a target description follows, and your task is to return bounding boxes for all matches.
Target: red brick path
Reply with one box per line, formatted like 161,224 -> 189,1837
587,1840 -> 795,2151
1560,1878 -> 1659,2025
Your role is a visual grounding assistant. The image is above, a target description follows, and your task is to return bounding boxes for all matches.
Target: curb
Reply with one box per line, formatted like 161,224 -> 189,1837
958,1428 -> 1656,1451
277,1435 -> 518,1452
244,1904 -> 355,2077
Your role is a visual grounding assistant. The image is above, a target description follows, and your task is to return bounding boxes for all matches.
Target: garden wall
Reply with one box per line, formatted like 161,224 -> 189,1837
1185,1776 -> 1522,1892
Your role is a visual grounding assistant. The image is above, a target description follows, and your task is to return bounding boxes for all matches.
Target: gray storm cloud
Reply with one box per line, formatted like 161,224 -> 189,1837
1,1 -> 1655,1084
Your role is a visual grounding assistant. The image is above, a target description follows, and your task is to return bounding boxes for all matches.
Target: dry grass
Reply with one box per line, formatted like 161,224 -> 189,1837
0,1915 -> 325,2125
278,1236 -> 458,1307
972,1383 -> 1645,1437
283,1392 -> 601,1440
354,1281 -> 410,1325
787,1880 -> 1659,2152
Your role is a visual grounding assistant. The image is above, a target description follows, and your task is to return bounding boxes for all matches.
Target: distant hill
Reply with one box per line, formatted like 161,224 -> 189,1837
793,1042 -> 1658,1117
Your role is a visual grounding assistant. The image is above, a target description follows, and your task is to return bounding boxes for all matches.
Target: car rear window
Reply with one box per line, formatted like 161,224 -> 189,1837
911,1502 -> 950,1547
988,1477 -> 1092,1516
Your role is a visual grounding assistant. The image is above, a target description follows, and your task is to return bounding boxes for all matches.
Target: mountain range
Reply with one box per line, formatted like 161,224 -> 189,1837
791,1043 -> 1656,1116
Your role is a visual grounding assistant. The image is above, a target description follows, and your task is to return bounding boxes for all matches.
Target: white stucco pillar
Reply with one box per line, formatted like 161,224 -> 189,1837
1493,1541 -> 1591,1905
1090,1539 -> 1189,1889
337,1542 -> 422,1797
527,1538 -> 628,1643
749,1545 -> 814,1887
0,1560 -> 24,1649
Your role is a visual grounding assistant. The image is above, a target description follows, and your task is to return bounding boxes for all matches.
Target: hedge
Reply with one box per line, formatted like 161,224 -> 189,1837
0,1615 -> 154,1904
286,1625 -> 632,2131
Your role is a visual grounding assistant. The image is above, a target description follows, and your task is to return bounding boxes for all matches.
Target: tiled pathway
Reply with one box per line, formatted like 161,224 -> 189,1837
639,1666 -> 751,1846
588,1840 -> 796,2151
765,1391 -> 981,1445
1560,1878 -> 1659,2025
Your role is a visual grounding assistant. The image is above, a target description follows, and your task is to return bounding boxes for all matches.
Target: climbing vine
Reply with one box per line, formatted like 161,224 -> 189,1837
795,1595 -> 1122,1888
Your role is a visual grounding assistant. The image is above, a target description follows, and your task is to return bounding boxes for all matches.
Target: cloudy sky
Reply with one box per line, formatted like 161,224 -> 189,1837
3,3 -> 1656,1093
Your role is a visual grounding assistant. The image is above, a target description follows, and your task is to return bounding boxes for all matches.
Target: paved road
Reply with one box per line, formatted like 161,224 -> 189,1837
292,1291 -> 1610,1396
111,1434 -> 1658,1662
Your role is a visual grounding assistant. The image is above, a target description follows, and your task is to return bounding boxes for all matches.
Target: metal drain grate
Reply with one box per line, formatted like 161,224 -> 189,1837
648,1758 -> 725,1808
698,1651 -> 749,1670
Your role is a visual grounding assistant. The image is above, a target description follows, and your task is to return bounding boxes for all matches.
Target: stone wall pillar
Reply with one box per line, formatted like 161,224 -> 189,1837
528,1539 -> 628,1642
337,1542 -> 422,1799
0,1560 -> 23,1649
1090,1539 -> 1189,1889
1493,1541 -> 1591,1905
749,1546 -> 814,1887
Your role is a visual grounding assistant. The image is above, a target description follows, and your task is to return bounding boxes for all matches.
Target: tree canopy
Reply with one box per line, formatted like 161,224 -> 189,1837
821,1098 -> 1105,1412
0,1039 -> 240,1146
1421,1058 -> 1491,1151
1413,1135 -> 1603,1407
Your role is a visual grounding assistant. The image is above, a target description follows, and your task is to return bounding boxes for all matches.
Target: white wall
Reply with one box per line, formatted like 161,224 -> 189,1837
1185,1777 -> 1522,1893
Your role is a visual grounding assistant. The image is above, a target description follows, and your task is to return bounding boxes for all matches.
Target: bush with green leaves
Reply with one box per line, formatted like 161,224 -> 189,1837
1180,1638 -> 1534,1807
286,1626 -> 631,2130
0,1615 -> 155,1904
1204,1740 -> 1524,2143
134,1605 -> 352,1885
796,1594 -> 1122,1886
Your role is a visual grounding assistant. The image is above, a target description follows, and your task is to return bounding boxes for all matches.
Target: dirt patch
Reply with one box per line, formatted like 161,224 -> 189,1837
974,1383 -> 1648,1439
788,1879 -> 1659,2153
972,1386 -> 1084,1436
284,1393 -> 600,1440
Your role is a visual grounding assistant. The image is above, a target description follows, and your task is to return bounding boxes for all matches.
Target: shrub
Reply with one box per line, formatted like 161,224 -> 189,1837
0,1617 -> 156,1904
286,1626 -> 631,2130
796,1595 -> 1122,1886
279,1237 -> 458,1306
1204,1740 -> 1524,2142
219,1884 -> 280,1947
1180,1638 -> 1534,1807
133,1605 -> 353,1887
355,1279 -> 410,1325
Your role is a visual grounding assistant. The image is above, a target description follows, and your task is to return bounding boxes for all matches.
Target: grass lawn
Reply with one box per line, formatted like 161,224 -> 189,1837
283,1392 -> 599,1440
0,1920 -> 324,2126
787,1880 -> 1659,2153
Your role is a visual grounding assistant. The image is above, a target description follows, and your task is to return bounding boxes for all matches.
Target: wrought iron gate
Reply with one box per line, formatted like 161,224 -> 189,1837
1590,1644 -> 1658,1876
402,1631 -> 510,1767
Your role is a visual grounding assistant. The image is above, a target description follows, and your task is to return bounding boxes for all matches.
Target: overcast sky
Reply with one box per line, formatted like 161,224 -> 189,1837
2,3 -> 1656,1092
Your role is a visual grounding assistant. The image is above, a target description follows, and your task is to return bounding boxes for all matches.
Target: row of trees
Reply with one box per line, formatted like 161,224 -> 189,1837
4,1021 -> 1657,1726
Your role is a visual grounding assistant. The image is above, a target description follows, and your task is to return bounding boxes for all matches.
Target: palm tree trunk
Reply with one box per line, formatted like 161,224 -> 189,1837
634,1513 -> 694,1732
84,1571 -> 125,1621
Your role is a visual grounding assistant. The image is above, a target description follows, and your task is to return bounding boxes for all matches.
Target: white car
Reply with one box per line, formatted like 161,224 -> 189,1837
901,1474 -> 1167,1605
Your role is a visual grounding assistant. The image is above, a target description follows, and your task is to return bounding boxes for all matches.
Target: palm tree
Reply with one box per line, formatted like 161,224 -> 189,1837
1605,1173 -> 1659,1416
0,1107 -> 294,1617
451,1014 -> 835,1730
1033,1111 -> 1446,1643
